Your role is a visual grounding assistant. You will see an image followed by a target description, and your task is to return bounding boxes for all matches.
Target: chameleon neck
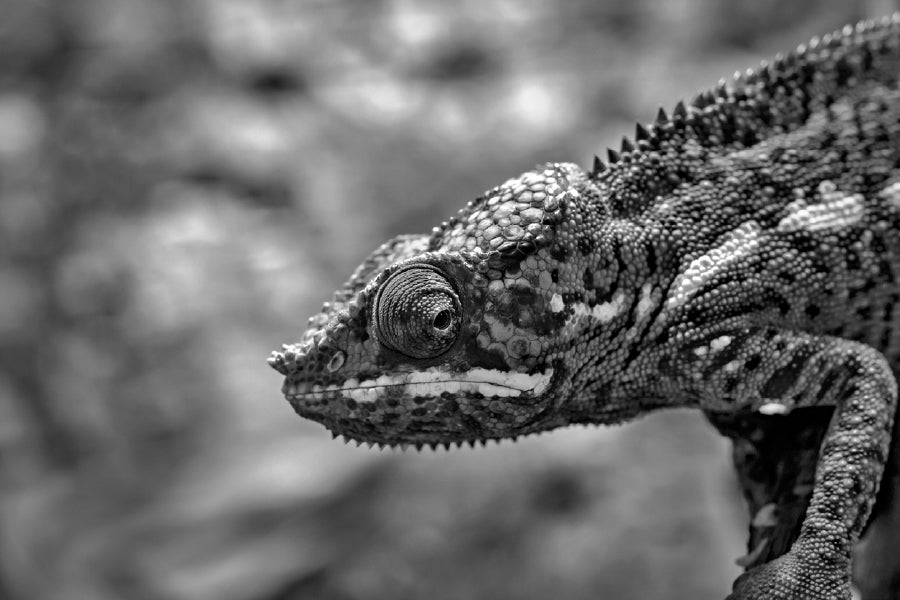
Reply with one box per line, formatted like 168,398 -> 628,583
550,214 -> 684,422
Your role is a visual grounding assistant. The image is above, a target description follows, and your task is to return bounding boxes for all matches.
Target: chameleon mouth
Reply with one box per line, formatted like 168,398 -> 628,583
280,366 -> 557,449
282,366 -> 555,403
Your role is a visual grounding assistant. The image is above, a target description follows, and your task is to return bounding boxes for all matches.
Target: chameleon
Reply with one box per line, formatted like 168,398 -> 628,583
269,15 -> 900,599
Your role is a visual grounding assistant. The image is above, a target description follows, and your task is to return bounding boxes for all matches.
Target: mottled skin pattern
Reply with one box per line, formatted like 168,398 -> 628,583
270,16 -> 900,599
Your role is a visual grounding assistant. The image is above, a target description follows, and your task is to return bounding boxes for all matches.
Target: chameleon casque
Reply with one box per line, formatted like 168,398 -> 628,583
269,15 -> 900,599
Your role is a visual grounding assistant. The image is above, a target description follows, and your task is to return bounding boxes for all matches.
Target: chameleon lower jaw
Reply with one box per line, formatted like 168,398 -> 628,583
284,382 -> 563,448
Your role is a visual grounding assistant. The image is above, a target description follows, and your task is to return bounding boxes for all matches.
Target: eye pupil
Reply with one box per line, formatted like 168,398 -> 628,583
432,310 -> 451,330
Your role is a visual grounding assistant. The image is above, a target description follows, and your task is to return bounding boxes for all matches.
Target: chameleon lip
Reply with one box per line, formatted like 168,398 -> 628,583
284,366 -> 555,402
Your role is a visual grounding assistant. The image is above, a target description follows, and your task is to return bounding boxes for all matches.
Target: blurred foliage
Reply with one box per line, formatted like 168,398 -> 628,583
0,1 -> 885,598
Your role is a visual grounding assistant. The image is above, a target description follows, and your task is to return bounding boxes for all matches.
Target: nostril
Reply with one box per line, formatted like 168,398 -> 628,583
326,350 -> 346,372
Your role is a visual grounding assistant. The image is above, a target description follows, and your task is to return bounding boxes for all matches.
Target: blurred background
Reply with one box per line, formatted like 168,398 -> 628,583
0,1 -> 896,598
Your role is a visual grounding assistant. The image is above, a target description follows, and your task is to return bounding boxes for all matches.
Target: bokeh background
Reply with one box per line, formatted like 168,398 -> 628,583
0,1 -> 896,598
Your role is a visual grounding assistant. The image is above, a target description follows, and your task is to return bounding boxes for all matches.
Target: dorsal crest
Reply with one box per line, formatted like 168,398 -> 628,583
589,15 -> 900,178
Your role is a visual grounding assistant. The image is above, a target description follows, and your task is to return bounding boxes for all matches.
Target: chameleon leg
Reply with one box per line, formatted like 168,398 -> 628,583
709,334 -> 896,600
707,408 -> 900,599
705,408 -> 831,569
853,404 -> 900,600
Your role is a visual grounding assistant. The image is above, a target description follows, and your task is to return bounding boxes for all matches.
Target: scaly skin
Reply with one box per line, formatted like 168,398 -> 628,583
270,16 -> 900,599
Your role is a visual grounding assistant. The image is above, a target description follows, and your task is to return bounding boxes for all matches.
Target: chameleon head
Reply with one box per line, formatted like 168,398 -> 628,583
269,163 -> 602,448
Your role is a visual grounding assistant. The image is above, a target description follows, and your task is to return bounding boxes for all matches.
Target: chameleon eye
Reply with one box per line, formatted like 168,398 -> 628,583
374,265 -> 461,360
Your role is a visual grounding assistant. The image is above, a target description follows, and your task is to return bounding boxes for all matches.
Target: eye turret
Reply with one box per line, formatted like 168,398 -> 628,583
374,265 -> 461,360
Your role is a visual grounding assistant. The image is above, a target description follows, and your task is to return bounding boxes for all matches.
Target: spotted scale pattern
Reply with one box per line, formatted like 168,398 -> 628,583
270,15 -> 900,600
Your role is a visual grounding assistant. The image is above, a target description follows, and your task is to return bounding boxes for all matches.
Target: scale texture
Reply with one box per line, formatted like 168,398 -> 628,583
270,15 -> 900,599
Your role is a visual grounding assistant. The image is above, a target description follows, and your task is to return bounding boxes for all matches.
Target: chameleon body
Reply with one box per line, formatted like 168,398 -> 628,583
270,16 -> 900,599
